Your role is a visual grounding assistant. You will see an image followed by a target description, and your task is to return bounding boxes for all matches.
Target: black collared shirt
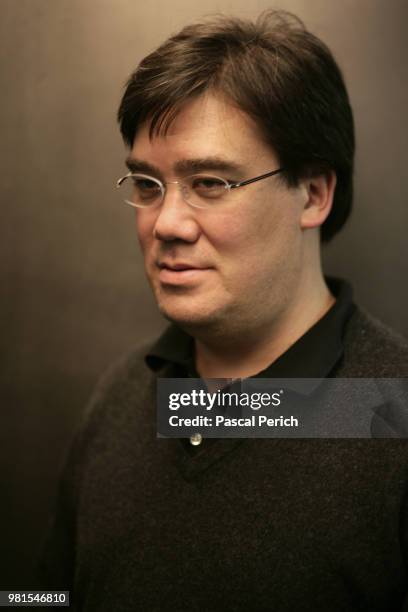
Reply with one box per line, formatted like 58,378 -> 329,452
145,277 -> 355,379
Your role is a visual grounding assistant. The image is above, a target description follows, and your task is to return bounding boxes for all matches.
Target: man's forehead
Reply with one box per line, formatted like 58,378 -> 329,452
134,95 -> 252,142
128,94 -> 278,174
157,93 -> 251,134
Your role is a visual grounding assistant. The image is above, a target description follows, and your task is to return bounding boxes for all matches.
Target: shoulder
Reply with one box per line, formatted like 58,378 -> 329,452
74,341 -> 158,447
339,306 -> 408,376
90,341 -> 155,402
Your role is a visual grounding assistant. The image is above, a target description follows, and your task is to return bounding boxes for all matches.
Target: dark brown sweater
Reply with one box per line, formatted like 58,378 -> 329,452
40,306 -> 408,611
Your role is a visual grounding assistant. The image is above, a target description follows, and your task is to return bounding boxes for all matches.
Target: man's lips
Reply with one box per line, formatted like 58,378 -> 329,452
157,261 -> 209,271
156,261 -> 213,285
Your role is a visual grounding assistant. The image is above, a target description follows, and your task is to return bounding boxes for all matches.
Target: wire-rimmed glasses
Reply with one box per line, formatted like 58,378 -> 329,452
116,168 -> 285,209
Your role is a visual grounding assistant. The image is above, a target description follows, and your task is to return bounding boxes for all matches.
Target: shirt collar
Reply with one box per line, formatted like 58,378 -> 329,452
145,277 -> 355,379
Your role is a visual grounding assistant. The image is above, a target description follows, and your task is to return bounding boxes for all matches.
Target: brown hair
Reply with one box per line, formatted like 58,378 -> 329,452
118,11 -> 355,242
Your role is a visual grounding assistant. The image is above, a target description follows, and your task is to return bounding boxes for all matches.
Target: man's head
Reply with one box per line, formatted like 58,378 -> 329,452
118,11 -> 354,242
117,11 -> 355,337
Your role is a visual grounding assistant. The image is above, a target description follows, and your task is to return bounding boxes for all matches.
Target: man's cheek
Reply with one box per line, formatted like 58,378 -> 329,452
136,209 -> 156,241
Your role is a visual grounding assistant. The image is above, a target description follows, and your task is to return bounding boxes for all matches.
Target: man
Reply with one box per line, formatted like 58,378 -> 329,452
41,11 -> 408,610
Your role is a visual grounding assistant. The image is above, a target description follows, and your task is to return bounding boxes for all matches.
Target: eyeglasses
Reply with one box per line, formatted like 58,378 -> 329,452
116,167 -> 285,209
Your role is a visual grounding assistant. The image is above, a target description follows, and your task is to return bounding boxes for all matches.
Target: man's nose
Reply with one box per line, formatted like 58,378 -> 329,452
152,183 -> 200,243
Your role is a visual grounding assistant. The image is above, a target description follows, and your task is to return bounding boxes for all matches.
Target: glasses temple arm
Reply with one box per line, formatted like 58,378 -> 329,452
230,168 -> 285,190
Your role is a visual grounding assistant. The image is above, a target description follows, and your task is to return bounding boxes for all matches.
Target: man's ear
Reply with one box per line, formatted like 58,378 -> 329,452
300,171 -> 337,230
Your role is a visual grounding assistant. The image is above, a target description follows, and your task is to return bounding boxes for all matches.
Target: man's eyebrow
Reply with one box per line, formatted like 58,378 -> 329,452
174,157 -> 245,175
125,156 -> 245,177
125,158 -> 161,176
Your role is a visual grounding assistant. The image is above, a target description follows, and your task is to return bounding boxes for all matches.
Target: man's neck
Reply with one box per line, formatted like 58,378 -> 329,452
194,277 -> 335,379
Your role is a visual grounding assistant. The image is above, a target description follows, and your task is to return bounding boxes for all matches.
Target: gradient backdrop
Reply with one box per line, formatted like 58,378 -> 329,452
1,0 -> 407,587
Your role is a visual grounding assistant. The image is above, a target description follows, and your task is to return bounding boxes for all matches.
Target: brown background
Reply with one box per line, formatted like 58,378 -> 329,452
1,0 -> 407,587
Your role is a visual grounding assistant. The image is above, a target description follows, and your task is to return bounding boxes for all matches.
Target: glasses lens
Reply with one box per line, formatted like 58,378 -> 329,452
186,174 -> 229,207
119,174 -> 163,207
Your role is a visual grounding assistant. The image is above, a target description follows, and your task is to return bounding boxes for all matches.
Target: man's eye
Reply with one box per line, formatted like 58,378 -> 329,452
133,178 -> 159,190
132,178 -> 162,200
191,177 -> 227,198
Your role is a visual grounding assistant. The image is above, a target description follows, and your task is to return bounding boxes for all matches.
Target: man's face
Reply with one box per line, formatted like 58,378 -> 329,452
130,93 -> 307,335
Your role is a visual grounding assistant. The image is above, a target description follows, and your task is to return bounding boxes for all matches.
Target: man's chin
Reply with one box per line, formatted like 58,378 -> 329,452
157,299 -> 225,332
